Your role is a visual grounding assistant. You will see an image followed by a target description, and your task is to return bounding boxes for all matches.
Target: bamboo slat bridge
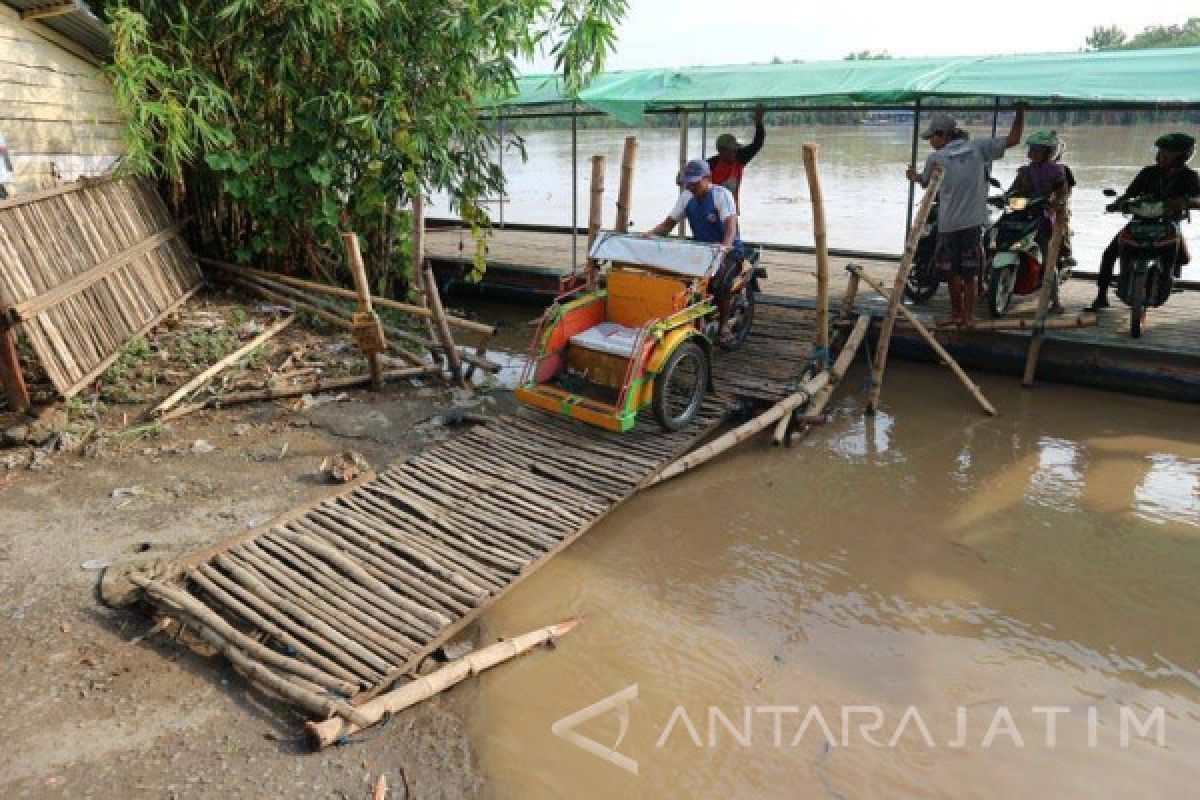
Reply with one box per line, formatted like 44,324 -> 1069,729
135,305 -> 824,739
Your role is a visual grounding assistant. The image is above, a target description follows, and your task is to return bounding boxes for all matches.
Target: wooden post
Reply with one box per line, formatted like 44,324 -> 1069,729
586,154 -> 606,285
342,232 -> 386,389
615,136 -> 638,232
801,143 -> 830,367
1021,205 -> 1069,387
677,111 -> 689,237
866,165 -> 944,414
0,303 -> 30,412
839,271 -> 861,320
850,264 -> 996,416
414,194 -> 463,384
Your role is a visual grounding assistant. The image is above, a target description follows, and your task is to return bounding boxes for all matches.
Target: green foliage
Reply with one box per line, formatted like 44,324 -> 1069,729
844,50 -> 892,61
1086,25 -> 1127,51
1087,17 -> 1200,50
99,0 -> 625,293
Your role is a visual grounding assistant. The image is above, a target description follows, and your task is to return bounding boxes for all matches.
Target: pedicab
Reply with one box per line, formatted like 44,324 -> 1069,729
514,231 -> 762,432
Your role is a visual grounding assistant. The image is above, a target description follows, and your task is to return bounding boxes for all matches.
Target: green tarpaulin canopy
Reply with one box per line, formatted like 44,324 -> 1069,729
493,47 -> 1200,124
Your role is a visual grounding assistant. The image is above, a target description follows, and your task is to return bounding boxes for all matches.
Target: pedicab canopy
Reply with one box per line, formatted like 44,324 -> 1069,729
589,232 -> 724,277
492,46 -> 1200,124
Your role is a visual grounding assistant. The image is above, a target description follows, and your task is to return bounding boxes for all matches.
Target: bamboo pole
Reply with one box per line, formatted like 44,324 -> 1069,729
586,154 -> 606,285
159,366 -> 443,422
151,315 -> 294,416
648,372 -> 830,486
838,271 -> 861,320
414,194 -> 463,384
0,302 -> 30,412
130,575 -> 363,699
1022,205 -> 1069,387
833,313 -> 1098,333
801,144 -> 831,367
849,265 -> 996,416
199,259 -> 495,336
773,313 -> 870,446
866,166 -> 944,413
615,136 -> 637,232
676,111 -> 689,237
342,232 -> 385,389
306,618 -> 582,749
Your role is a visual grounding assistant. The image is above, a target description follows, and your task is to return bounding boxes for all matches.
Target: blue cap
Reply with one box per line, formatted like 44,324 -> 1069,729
681,159 -> 711,186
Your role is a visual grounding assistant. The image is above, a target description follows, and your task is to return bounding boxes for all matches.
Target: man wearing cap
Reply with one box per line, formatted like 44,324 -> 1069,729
648,159 -> 743,342
707,104 -> 766,211
1087,132 -> 1199,311
906,105 -> 1026,327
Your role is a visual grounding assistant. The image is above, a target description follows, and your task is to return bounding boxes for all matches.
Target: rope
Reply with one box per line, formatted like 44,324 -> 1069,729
861,332 -> 877,393
335,711 -> 394,746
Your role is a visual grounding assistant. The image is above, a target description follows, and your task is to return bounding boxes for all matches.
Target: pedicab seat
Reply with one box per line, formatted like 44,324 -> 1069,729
569,321 -> 642,358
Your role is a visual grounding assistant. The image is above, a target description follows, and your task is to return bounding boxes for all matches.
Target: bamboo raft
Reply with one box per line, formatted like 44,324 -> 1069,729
135,304 -> 820,735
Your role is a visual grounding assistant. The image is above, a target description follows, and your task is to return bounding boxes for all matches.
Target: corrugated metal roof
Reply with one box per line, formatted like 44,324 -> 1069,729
3,1 -> 110,59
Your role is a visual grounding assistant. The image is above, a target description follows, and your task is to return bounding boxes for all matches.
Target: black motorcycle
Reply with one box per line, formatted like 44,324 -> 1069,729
1101,189 -> 1187,338
904,199 -> 941,303
905,177 -> 1003,305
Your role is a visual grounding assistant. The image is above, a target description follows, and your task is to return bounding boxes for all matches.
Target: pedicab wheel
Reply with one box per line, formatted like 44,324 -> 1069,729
719,289 -> 755,351
987,266 -> 1016,318
654,341 -> 709,432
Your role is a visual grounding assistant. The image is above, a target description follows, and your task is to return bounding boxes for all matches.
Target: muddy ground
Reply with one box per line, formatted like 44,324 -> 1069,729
0,371 -> 519,798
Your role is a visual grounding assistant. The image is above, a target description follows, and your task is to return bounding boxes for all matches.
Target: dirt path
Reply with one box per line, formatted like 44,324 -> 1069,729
0,386 -> 502,798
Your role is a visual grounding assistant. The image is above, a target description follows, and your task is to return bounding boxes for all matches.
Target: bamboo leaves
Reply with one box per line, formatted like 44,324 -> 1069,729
101,0 -> 626,293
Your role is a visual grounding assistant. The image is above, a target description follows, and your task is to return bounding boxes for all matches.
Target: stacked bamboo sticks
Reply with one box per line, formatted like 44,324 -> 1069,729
205,259 -> 499,378
136,304 -> 815,743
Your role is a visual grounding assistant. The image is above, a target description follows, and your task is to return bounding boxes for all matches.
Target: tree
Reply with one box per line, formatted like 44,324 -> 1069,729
99,0 -> 627,293
844,50 -> 892,61
1087,18 -> 1200,50
1125,17 -> 1200,48
1085,25 -> 1126,50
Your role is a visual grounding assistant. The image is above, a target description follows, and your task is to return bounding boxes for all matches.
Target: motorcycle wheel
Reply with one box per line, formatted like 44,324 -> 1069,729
1129,270 -> 1147,339
904,266 -> 938,304
987,266 -> 1016,318
653,341 -> 708,432
718,288 -> 755,352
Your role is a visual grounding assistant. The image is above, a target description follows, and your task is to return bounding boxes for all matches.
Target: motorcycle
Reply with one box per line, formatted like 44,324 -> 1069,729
904,177 -> 1004,305
714,247 -> 766,351
983,194 -> 1071,317
904,199 -> 941,303
1101,188 -> 1186,338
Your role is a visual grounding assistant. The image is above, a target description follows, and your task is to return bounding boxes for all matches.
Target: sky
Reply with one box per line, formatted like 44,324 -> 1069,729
522,0 -> 1199,73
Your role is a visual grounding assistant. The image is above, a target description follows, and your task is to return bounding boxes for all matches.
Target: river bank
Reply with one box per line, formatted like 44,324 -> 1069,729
0,381 -> 497,798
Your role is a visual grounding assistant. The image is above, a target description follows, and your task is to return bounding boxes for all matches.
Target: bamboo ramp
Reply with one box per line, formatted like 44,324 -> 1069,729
136,305 -> 818,728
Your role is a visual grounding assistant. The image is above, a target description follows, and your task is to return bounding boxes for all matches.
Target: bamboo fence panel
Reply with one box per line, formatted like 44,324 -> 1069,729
0,178 -> 203,397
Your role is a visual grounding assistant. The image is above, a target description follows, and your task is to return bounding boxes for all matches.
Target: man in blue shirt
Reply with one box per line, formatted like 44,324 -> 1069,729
648,159 -> 742,342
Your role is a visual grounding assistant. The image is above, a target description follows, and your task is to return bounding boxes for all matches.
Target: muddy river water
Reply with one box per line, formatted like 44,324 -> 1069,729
432,123 -> 1200,281
457,351 -> 1199,798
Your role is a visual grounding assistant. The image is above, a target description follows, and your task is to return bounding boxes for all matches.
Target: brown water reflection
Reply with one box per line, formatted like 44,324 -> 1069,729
464,362 -> 1200,798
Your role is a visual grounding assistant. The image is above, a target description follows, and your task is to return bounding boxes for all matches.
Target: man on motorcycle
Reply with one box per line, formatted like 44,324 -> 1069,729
648,159 -> 743,344
1008,130 -> 1075,312
1087,132 -> 1200,311
906,104 -> 1026,327
707,104 -> 766,212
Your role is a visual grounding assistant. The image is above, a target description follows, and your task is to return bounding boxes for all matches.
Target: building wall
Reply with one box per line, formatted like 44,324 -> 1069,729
0,4 -> 121,196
